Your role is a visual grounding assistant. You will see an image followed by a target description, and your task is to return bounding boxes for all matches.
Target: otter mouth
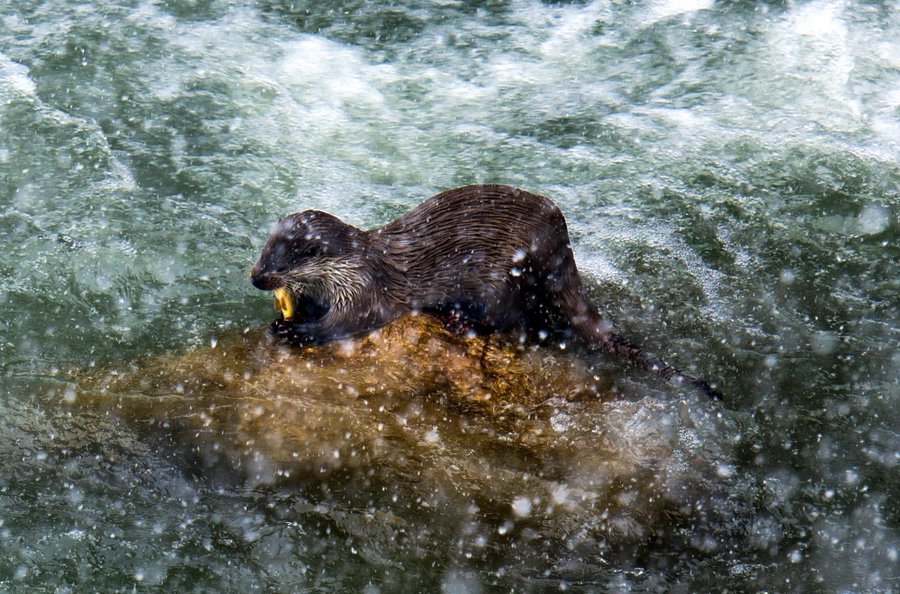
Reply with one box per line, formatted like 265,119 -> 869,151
272,287 -> 330,322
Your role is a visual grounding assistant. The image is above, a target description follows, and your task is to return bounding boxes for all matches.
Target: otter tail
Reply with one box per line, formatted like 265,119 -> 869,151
549,258 -> 722,400
596,331 -> 723,401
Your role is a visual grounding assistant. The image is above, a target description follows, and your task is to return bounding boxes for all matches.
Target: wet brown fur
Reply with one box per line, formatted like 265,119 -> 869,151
251,184 -> 722,399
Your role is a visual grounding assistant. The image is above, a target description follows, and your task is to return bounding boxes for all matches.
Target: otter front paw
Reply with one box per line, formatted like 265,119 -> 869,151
268,318 -> 319,345
268,316 -> 289,336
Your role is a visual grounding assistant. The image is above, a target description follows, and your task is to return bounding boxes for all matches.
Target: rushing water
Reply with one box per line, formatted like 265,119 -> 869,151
1,0 -> 898,591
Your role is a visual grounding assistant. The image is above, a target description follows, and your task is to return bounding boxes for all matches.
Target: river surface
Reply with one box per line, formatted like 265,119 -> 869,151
1,0 -> 897,591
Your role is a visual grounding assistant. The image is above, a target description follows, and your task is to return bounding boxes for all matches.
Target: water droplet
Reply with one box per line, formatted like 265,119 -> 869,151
857,204 -> 889,235
811,331 -> 837,355
716,464 -> 735,478
551,484 -> 569,505
511,496 -> 532,517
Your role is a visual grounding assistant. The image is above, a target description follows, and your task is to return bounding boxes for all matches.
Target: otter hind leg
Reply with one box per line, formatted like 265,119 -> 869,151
431,301 -> 489,336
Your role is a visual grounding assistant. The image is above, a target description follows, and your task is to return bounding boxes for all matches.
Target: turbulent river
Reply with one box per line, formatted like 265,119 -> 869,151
1,0 -> 897,591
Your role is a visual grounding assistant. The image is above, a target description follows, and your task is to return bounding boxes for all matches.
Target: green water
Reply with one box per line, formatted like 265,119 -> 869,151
1,0 -> 897,591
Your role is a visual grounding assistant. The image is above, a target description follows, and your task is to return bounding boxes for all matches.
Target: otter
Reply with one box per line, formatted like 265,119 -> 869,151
251,184 -> 722,400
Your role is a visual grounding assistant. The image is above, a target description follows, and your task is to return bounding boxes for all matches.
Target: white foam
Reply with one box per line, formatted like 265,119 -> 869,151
790,0 -> 846,37
533,1 -> 610,59
0,53 -> 36,97
646,0 -> 714,23
767,0 -> 861,126
277,37 -> 390,110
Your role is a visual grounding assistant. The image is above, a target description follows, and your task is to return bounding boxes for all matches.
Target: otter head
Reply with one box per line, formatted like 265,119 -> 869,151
250,210 -> 367,322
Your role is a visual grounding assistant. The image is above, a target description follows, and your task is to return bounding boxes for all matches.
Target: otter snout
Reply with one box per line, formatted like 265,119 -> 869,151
250,265 -> 283,291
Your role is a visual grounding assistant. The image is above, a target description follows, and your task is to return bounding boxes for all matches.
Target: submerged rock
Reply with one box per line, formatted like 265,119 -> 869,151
62,313 -> 743,574
71,315 -> 613,482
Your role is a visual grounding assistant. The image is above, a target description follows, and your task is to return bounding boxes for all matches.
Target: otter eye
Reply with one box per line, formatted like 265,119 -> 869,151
305,246 -> 323,258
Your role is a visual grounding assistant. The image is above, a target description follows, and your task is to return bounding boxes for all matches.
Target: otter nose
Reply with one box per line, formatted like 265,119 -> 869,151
250,266 -> 281,290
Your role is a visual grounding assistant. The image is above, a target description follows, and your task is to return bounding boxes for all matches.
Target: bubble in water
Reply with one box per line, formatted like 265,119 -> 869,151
511,496 -> 532,518
749,516 -> 783,552
811,331 -> 838,355
716,463 -> 735,478
441,569 -> 482,594
67,488 -> 83,507
550,411 -> 572,433
551,483 -> 569,506
691,534 -> 720,553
